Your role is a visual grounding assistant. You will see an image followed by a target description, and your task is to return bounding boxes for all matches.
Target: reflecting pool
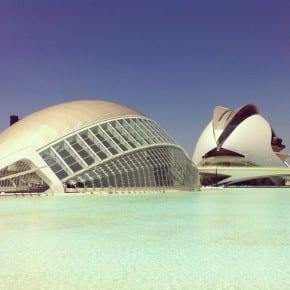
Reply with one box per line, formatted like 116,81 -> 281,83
0,188 -> 290,289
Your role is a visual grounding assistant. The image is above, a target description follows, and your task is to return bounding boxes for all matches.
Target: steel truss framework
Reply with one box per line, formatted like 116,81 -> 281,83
39,116 -> 198,191
0,160 -> 49,193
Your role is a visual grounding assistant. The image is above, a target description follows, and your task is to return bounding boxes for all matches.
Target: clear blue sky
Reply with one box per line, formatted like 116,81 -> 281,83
0,0 -> 290,155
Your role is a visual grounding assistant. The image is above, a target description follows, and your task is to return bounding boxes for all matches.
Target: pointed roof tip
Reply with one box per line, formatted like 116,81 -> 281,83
213,103 -> 259,130
212,103 -> 260,145
238,103 -> 259,114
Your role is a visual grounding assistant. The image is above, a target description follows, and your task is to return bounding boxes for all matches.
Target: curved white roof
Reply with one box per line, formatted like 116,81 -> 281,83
193,103 -> 287,168
213,104 -> 259,132
0,100 -> 144,160
212,104 -> 259,144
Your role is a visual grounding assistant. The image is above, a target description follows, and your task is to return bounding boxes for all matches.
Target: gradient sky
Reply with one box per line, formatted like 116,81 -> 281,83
0,0 -> 290,155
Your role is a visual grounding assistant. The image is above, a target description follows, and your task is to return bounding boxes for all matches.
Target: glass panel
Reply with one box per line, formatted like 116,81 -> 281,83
53,141 -> 84,173
146,119 -> 176,143
67,135 -> 95,166
80,131 -> 108,160
40,148 -> 69,179
64,145 -> 196,190
102,123 -> 127,152
92,126 -> 120,155
130,118 -> 154,144
122,119 -> 148,145
114,120 -> 137,148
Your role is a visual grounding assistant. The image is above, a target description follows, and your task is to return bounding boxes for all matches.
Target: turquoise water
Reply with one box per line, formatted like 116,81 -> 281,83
0,188 -> 290,290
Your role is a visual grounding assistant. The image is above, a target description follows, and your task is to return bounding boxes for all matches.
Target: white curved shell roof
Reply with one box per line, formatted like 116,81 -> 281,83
0,100 -> 144,160
193,106 -> 286,167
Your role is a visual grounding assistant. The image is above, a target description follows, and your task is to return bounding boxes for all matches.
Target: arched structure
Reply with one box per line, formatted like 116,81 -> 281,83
0,100 -> 199,194
193,104 -> 290,186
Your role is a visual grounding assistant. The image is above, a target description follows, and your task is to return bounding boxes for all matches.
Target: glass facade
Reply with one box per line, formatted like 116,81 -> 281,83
0,160 -> 49,193
39,117 -> 198,192
65,147 -> 195,189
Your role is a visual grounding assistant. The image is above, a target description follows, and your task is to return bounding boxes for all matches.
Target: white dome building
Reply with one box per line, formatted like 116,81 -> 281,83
0,100 -> 199,194
193,104 -> 290,186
